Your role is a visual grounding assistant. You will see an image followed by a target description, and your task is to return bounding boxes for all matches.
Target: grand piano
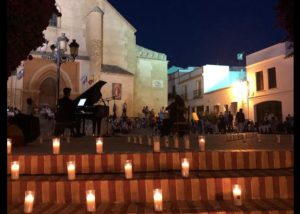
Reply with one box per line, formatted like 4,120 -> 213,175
73,80 -> 109,136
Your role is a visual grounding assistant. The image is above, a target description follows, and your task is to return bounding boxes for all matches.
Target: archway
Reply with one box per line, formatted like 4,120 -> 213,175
39,77 -> 57,108
255,101 -> 282,123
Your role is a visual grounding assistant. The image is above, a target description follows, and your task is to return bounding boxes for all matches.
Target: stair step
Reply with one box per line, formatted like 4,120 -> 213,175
7,150 -> 293,175
8,199 -> 294,214
8,169 -> 293,204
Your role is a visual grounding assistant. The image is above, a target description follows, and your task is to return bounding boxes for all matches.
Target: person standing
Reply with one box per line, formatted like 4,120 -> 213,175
113,103 -> 117,119
235,108 -> 245,133
25,97 -> 34,115
122,102 -> 127,117
227,111 -> 234,133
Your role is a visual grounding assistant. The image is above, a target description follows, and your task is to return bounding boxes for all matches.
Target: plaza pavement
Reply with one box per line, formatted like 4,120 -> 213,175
12,121 -> 293,155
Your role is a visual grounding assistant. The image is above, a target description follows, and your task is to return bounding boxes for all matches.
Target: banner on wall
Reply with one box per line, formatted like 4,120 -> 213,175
112,83 -> 122,100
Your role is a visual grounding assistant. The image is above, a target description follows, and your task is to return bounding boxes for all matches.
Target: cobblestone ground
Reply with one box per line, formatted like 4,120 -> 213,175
12,117 -> 293,155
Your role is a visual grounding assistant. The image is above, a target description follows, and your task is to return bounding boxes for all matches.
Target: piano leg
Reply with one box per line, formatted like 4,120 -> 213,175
92,118 -> 101,136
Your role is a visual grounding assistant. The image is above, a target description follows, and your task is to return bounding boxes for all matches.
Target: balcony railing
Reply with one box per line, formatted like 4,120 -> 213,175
193,89 -> 203,99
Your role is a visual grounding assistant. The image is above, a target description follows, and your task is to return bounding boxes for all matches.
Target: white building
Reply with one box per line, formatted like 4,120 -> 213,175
246,41 -> 294,123
168,41 -> 294,124
168,65 -> 246,119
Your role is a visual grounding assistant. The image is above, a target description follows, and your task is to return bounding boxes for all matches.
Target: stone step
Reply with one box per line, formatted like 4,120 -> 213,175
8,199 -> 294,214
7,150 -> 293,175
8,169 -> 293,204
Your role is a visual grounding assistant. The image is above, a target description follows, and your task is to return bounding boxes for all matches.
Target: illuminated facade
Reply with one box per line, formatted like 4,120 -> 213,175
168,41 -> 294,123
246,41 -> 294,123
168,65 -> 246,118
7,0 -> 168,117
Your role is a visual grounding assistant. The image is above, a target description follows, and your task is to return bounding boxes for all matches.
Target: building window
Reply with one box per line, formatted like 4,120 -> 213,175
256,71 -> 264,91
49,13 -> 58,27
214,105 -> 220,114
206,106 -> 209,113
268,67 -> 277,89
197,105 -> 204,115
231,102 -> 237,115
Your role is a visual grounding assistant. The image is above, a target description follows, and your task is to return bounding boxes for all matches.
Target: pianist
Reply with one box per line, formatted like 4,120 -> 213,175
55,87 -> 80,136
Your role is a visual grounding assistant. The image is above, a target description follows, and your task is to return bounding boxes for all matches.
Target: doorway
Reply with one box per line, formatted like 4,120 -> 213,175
39,77 -> 56,108
255,101 -> 282,123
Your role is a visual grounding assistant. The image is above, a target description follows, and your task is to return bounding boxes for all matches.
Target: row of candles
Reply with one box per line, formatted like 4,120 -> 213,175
8,134 -> 290,155
20,185 -> 243,213
10,157 -> 191,180
7,136 -> 206,155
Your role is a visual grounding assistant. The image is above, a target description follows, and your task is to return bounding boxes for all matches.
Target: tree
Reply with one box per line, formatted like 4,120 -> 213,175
7,0 -> 61,79
275,0 -> 294,45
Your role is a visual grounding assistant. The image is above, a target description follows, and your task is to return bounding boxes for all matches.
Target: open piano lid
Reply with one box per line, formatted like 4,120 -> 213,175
74,80 -> 107,106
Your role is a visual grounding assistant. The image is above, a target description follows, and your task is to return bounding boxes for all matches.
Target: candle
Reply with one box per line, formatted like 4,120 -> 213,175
127,136 -> 131,143
67,161 -> 76,180
276,135 -> 280,143
96,137 -> 103,154
232,184 -> 242,206
184,135 -> 190,149
173,135 -> 179,148
124,160 -> 133,179
181,158 -> 189,177
148,136 -> 152,145
257,133 -> 262,143
7,138 -> 12,154
242,133 -> 246,143
52,137 -> 60,154
86,190 -> 96,212
153,189 -> 163,212
139,136 -> 143,144
198,136 -> 205,151
133,136 -> 137,144
24,191 -> 35,213
164,136 -> 169,147
11,161 -> 20,180
153,136 -> 160,152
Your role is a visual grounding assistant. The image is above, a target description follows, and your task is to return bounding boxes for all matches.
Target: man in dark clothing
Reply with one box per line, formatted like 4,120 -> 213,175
235,108 -> 245,132
227,111 -> 234,132
55,87 -> 79,136
166,95 -> 187,136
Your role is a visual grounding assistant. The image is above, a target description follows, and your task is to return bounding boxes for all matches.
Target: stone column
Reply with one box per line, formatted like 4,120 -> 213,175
86,6 -> 104,82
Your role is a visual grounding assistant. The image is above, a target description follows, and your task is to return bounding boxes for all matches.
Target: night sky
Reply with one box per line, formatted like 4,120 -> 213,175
108,0 -> 286,68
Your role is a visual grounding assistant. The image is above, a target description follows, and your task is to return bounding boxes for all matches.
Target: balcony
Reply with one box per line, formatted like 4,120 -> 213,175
193,89 -> 203,99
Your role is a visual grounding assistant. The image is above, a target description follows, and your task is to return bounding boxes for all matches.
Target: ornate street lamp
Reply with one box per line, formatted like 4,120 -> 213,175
42,33 -> 79,104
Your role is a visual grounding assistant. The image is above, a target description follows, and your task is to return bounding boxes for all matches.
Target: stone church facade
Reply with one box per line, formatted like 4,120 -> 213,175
7,0 -> 168,117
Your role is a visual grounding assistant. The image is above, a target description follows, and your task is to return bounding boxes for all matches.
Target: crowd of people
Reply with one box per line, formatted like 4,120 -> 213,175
258,112 -> 293,134
190,109 -> 293,135
7,92 -> 294,137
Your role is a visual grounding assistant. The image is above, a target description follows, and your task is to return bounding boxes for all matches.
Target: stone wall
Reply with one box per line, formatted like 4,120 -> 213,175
135,58 -> 168,116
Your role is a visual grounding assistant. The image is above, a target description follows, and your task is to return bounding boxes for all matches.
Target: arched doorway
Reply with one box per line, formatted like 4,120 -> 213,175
255,101 -> 282,123
39,77 -> 57,108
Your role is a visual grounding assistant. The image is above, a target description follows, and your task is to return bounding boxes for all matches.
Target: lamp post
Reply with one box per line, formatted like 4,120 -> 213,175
43,33 -> 79,104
